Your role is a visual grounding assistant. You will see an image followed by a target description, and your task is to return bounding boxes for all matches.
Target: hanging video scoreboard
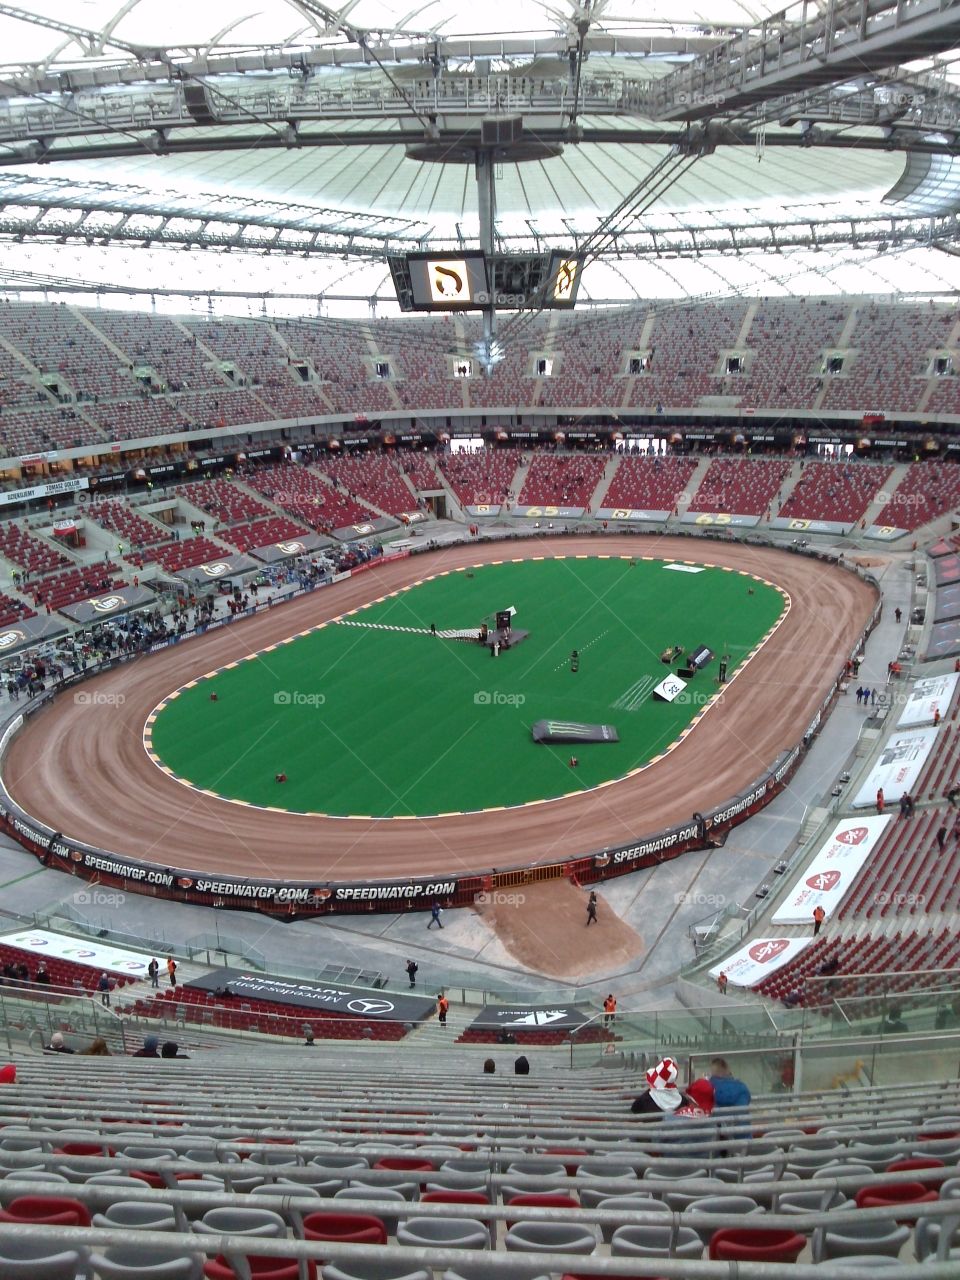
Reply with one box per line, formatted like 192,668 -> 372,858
389,250 -> 584,312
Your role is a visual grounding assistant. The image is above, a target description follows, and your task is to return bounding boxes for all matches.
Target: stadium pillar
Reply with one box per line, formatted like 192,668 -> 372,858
476,149 -> 497,372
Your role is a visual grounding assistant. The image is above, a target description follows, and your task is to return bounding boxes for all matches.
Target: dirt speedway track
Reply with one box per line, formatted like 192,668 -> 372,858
4,536 -> 876,884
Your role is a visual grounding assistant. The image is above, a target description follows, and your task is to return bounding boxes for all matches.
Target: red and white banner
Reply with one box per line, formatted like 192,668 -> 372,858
0,927 -> 150,975
709,937 -> 811,988
897,674 -> 959,728
771,814 -> 891,924
853,726 -> 938,808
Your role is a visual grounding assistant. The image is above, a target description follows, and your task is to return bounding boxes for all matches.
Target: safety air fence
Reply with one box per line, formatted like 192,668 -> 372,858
0,529 -> 881,918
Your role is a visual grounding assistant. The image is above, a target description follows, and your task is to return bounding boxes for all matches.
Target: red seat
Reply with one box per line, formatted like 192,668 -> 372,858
420,1191 -> 489,1205
543,1148 -> 587,1176
506,1193 -> 580,1228
709,1227 -> 806,1262
302,1211 -> 388,1244
55,1142 -> 114,1157
855,1180 -> 940,1211
0,1195 -> 91,1226
373,1157 -> 434,1171
885,1157 -> 947,1172
204,1260 -> 317,1280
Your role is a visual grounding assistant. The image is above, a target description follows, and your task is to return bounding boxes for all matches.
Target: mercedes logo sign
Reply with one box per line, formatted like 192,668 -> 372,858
347,998 -> 395,1016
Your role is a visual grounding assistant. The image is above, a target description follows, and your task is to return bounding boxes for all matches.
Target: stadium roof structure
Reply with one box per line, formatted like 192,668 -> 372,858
3,0 -> 960,311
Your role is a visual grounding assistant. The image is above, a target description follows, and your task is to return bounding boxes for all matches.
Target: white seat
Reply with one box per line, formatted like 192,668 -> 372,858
0,1239 -> 84,1279
397,1216 -> 490,1250
504,1221 -> 597,1254
611,1223 -> 704,1259
815,1218 -> 911,1261
192,1205 -> 287,1237
88,1246 -> 202,1279
93,1200 -> 180,1231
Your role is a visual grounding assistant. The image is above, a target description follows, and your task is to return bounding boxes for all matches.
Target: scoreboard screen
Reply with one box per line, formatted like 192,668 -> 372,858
389,250 -> 584,312
399,252 -> 489,311
546,251 -> 583,308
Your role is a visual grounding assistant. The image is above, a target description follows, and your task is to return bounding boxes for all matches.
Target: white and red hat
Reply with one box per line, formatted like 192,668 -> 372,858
646,1057 -> 682,1112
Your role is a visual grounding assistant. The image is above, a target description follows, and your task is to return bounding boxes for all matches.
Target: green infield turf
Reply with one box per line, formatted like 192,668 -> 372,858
146,555 -> 786,817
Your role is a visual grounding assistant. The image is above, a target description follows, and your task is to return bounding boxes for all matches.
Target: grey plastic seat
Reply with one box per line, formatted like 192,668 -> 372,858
121,1145 -> 179,1162
257,1180 -> 323,1200
915,1215 -> 960,1262
829,1259 -> 904,1270
424,1175 -> 487,1195
786,1146 -> 845,1178
0,1169 -> 70,1189
334,1185 -> 406,1234
397,1216 -> 490,1250
577,1161 -> 638,1180
192,1205 -> 287,1237
349,1176 -> 419,1201
183,1148 -> 240,1165
844,1143 -> 908,1171
506,1160 -> 566,1179
643,1160 -> 708,1182
777,1188 -> 855,1215
681,1194 -> 763,1244
595,1194 -> 666,1242
659,1178 -> 726,1213
815,1218 -> 911,1261
86,1174 -> 156,1190
610,1223 -> 704,1259
579,1180 -> 649,1209
504,1221 -> 597,1254
325,1265 -> 431,1280
92,1201 -> 179,1232
88,1245 -> 202,1279
0,1239 -> 84,1279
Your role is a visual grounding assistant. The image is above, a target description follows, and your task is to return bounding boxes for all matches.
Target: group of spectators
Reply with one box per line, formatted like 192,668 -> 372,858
46,1032 -> 188,1058
631,1056 -> 751,1128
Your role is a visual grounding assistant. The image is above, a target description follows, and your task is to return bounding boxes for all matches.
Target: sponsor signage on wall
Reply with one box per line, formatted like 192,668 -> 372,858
0,477 -> 90,508
467,1005 -> 590,1033
770,815 -> 891,924
709,937 -> 812,987
897,674 -> 959,727
0,928 -> 150,975
852,727 -> 938,808
186,967 -> 435,1022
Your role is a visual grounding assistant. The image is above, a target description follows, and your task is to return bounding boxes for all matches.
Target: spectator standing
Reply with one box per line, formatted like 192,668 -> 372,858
436,992 -> 449,1028
586,891 -> 598,926
97,972 -> 111,1007
813,905 -> 826,936
405,959 -> 418,988
166,956 -> 178,987
148,958 -> 159,988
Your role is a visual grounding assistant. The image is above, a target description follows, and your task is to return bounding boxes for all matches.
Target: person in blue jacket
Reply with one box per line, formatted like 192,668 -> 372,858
709,1057 -> 751,1108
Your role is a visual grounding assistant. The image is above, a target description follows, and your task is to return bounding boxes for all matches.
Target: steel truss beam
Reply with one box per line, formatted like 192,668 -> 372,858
648,0 -> 960,123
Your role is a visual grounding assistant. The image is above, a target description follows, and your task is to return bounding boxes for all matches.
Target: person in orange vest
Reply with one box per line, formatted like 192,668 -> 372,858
876,787 -> 885,815
717,971 -> 728,996
166,956 -> 178,987
603,993 -> 617,1027
813,905 -> 826,937
436,993 -> 449,1028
